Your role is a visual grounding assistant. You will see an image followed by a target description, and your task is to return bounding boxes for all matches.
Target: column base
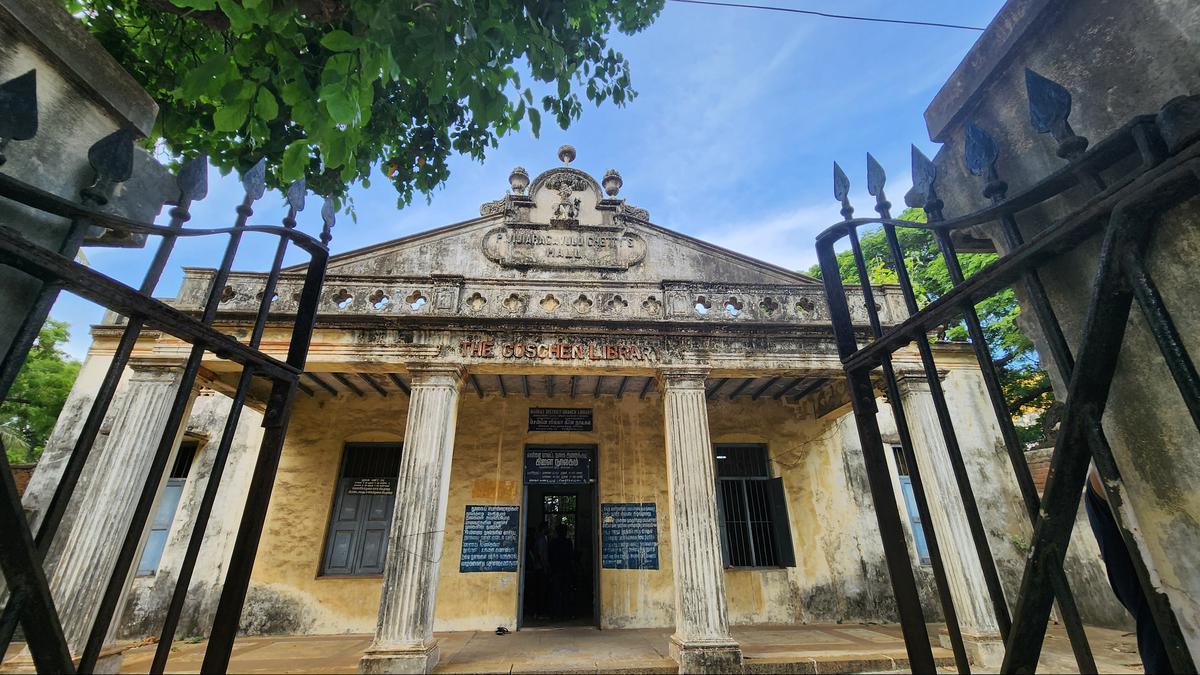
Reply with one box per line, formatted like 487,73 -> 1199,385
358,642 -> 440,675
939,628 -> 1003,669
669,636 -> 743,674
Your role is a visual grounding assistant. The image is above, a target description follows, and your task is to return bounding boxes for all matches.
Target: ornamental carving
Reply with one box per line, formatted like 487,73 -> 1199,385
480,198 -> 507,217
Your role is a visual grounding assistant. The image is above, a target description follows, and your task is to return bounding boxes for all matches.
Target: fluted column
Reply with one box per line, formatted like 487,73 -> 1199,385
896,371 -> 1003,665
659,368 -> 741,674
360,364 -> 464,675
47,361 -> 194,657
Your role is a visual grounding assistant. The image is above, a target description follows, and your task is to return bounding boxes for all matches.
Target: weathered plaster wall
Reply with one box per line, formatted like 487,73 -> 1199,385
117,393 -> 265,639
925,0 -> 1199,648
709,395 -> 893,625
246,388 -> 675,634
244,358 -> 1053,637
245,393 -> 405,635
244,377 -> 928,635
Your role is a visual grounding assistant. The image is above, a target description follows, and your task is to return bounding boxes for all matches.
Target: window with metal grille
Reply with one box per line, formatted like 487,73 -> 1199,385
136,440 -> 199,576
892,445 -> 931,565
321,443 -> 402,576
714,445 -> 795,568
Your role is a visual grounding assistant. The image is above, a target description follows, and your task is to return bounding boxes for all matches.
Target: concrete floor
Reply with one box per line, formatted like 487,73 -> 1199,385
108,623 -> 1144,674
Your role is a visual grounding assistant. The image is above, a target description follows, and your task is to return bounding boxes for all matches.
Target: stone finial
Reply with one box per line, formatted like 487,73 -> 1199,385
602,169 -> 623,197
508,166 -> 529,195
557,144 -> 576,164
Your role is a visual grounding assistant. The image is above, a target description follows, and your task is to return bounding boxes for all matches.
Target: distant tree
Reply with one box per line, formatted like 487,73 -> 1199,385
807,208 -> 1053,445
68,0 -> 664,204
1,320 -> 81,464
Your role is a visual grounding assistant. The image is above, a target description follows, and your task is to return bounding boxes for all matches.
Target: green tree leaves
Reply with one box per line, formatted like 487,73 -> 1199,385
807,208 -> 1055,446
70,0 -> 665,204
1,320 -> 80,463
319,30 -> 362,52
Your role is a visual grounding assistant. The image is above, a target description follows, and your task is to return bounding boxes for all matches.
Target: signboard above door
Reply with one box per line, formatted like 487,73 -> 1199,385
524,448 -> 594,484
529,407 -> 593,432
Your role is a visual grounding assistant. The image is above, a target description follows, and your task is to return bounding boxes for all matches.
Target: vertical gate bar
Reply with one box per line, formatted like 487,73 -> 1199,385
78,168 -> 263,672
931,228 -> 1097,673
969,125 -> 1193,672
33,167 -> 198,549
996,143 -> 1194,670
1053,121 -> 1196,675
878,215 -> 1014,640
201,378 -> 298,674
849,224 -> 969,667
0,457 -> 74,673
1123,252 -> 1200,428
149,366 -> 253,674
1001,208 -> 1141,672
994,217 -> 1075,374
911,284 -> 1014,639
1004,165 -> 1198,670
817,237 -> 935,673
203,208 -> 331,673
0,321 -> 142,650
0,159 -> 205,651
150,182 -> 301,674
906,149 -> 1014,639
859,165 -> 971,671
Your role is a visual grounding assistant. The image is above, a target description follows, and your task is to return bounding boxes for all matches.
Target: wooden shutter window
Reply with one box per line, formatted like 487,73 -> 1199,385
321,443 -> 402,576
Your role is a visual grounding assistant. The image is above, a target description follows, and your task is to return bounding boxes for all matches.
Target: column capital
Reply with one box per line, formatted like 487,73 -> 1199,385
127,357 -> 186,377
894,368 -> 948,396
657,366 -> 709,390
405,363 -> 466,387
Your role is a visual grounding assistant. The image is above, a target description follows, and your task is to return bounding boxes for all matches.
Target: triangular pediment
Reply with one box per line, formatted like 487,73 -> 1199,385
300,215 -> 814,286
287,147 -> 818,286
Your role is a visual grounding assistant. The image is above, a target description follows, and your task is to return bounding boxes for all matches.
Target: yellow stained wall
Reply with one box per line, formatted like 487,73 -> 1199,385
248,382 -> 864,635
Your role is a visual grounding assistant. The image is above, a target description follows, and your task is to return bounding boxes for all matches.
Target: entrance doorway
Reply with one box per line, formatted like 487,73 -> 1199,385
520,446 -> 597,628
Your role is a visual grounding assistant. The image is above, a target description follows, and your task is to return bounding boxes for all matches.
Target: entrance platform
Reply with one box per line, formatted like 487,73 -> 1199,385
108,624 -> 1142,674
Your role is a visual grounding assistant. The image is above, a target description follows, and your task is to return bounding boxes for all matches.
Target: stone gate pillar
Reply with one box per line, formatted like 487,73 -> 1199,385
360,364 -> 464,675
658,367 -> 742,674
45,360 -> 194,663
896,370 -> 1003,665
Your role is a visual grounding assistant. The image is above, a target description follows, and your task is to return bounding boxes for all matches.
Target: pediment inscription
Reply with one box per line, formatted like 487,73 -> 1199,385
482,225 -> 647,271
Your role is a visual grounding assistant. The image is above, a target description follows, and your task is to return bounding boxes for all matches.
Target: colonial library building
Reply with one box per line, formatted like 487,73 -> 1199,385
22,147 -> 1119,672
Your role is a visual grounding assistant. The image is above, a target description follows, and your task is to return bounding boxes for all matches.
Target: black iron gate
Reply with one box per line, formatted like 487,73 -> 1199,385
817,70 -> 1199,673
0,70 -> 332,673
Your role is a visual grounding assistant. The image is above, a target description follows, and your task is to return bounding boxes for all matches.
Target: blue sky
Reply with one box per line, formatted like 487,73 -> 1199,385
53,0 -> 1004,358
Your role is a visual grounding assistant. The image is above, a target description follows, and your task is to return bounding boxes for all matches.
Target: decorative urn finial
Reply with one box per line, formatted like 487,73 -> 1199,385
557,144 -> 576,164
602,169 -> 623,197
508,166 -> 529,195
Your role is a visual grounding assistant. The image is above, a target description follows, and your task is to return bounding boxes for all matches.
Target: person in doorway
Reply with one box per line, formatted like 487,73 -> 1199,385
527,522 -> 551,620
1084,464 -> 1172,674
548,523 -> 575,619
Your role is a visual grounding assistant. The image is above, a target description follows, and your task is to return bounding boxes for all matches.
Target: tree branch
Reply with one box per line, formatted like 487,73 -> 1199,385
1008,384 -> 1053,414
139,0 -> 230,30
993,350 -> 1018,369
136,0 -> 349,31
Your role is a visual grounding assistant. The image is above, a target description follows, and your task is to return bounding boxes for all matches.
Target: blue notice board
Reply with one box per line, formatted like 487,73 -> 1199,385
524,449 -> 593,484
460,505 -> 519,572
601,503 -> 659,570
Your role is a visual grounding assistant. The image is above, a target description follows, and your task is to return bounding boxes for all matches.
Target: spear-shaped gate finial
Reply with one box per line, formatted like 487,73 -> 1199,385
0,70 -> 38,165
320,196 -> 336,245
964,121 -> 1008,202
908,145 -> 943,221
1025,68 -> 1088,159
866,152 -> 890,216
833,161 -> 853,221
